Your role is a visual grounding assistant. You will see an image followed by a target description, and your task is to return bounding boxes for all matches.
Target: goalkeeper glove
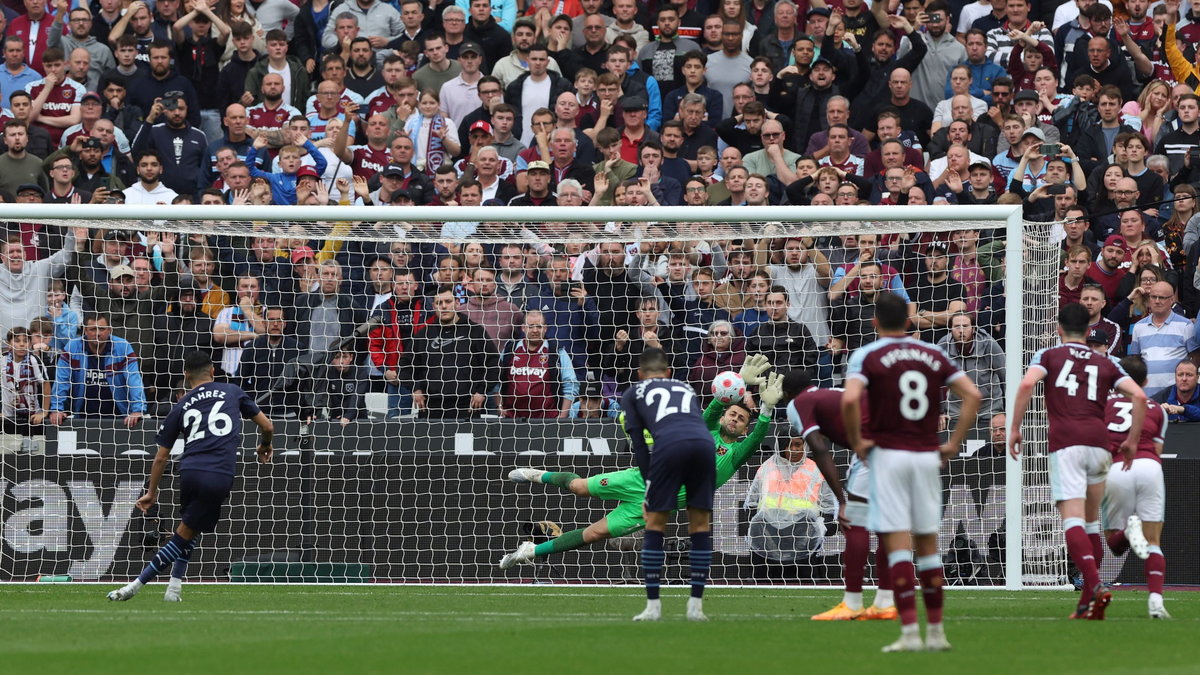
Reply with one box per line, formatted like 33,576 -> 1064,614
738,353 -> 772,386
757,372 -> 784,416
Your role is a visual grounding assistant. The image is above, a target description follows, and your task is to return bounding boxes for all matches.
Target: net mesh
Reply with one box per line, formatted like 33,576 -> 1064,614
0,209 -> 1052,586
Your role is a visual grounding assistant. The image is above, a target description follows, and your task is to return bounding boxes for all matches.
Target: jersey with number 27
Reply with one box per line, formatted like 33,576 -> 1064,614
1029,343 -> 1129,453
846,336 -> 965,451
155,381 -> 261,477
619,378 -> 713,449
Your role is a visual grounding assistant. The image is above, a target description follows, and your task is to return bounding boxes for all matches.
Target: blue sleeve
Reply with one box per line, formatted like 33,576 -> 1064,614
845,346 -> 868,379
1188,325 -> 1200,353
558,348 -> 578,401
706,91 -> 723,127
499,0 -> 516,32
830,266 -> 847,287
304,141 -> 328,174
645,76 -> 662,131
155,403 -> 184,448
620,389 -> 651,476
888,275 -> 912,303
125,353 -> 147,413
239,386 -> 262,419
50,349 -> 72,411
245,147 -> 271,179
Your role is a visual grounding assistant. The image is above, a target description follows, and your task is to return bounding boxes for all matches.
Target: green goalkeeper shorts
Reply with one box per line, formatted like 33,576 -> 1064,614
587,469 -> 647,538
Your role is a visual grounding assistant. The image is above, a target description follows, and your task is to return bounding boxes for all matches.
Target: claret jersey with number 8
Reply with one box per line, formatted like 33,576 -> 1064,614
846,336 -> 965,451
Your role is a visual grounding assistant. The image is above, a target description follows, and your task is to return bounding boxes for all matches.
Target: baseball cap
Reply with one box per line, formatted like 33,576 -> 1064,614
1103,234 -> 1128,249
469,120 -> 494,135
1013,89 -> 1040,103
458,41 -> 483,57
811,56 -> 835,69
926,241 -> 949,255
620,95 -> 649,111
15,183 -> 45,196
81,91 -> 102,104
390,187 -> 414,202
806,7 -> 832,17
1021,127 -> 1046,142
295,165 -> 320,180
381,164 -> 406,178
109,264 -> 135,279
1086,326 -> 1111,344
968,158 -> 992,171
527,160 -> 551,173
290,246 -> 315,263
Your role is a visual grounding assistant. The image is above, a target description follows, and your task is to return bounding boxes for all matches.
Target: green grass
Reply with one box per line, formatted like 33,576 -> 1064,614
2,585 -> 1197,674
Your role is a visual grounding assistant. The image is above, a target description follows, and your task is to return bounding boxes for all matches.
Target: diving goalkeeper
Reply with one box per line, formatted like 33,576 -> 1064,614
498,355 -> 779,569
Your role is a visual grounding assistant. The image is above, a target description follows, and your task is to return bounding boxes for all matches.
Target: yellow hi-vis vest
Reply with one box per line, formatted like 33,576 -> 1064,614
757,459 -> 823,513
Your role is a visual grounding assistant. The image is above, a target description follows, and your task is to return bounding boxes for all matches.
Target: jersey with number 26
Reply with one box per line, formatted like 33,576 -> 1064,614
1029,343 -> 1129,453
846,336 -> 965,451
155,382 -> 262,477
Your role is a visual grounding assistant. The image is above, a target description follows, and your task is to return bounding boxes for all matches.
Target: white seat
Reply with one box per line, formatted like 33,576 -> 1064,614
364,392 -> 389,419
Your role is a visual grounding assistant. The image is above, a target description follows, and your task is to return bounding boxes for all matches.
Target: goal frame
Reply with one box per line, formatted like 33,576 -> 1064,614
0,203 -> 1030,589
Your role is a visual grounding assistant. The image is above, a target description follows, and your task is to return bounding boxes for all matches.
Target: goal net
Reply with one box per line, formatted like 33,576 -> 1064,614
0,203 -> 1066,588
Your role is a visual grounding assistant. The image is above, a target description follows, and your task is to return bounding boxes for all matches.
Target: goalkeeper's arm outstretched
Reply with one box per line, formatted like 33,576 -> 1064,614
498,357 -> 782,570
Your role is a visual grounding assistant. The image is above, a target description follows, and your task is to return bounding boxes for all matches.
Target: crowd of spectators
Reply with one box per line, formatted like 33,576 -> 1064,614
1,0 -> 1200,432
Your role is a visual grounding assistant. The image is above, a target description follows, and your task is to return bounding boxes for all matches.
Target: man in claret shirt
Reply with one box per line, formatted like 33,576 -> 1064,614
26,48 -> 85,146
247,74 -> 303,132
332,101 -> 391,179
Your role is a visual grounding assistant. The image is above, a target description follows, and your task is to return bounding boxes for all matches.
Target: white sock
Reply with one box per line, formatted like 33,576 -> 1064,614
688,597 -> 703,610
927,621 -> 944,634
901,623 -> 921,638
644,599 -> 661,611
167,578 -> 183,593
1149,592 -> 1163,605
128,579 -> 145,592
873,589 -> 894,608
843,591 -> 863,610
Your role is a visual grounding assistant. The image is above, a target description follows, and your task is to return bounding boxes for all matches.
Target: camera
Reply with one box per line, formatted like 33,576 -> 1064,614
1040,143 -> 1060,157
1189,146 -> 1200,162
1046,183 -> 1068,196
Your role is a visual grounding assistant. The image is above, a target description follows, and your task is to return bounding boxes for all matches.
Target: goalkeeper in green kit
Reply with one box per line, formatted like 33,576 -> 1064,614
498,355 -> 780,569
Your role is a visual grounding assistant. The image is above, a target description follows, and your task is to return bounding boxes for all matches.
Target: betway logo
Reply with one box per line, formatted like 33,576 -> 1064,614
1,478 -> 140,579
453,432 -> 612,455
41,101 -> 75,112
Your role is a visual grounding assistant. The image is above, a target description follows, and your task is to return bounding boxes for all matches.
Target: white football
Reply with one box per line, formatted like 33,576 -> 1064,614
711,371 -> 746,404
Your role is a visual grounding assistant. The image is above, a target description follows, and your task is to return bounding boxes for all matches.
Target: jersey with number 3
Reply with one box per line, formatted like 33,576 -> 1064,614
1029,343 -> 1129,453
846,336 -> 964,451
1104,395 -> 1167,463
155,382 -> 261,477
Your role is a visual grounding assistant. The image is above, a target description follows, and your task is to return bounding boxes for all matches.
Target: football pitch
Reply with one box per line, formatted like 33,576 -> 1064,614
2,585 -> 1197,674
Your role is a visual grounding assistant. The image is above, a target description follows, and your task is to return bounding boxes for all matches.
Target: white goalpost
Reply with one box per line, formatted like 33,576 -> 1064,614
0,203 -> 1068,589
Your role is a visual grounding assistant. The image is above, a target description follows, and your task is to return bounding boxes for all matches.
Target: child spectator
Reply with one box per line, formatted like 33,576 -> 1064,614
1,327 -> 49,447
312,349 -> 369,425
44,279 -> 80,352
244,129 -> 328,205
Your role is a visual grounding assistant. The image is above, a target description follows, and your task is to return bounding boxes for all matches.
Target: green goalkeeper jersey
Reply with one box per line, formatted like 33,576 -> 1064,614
704,399 -> 772,487
593,400 -> 772,537
607,399 -> 771,499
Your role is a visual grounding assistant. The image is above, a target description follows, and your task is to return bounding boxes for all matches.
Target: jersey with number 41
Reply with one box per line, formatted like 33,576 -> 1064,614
846,336 -> 965,451
1105,395 -> 1167,463
1029,343 -> 1130,453
155,381 -> 262,477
